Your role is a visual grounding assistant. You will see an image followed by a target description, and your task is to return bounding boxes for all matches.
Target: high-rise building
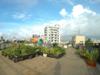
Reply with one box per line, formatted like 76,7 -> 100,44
44,25 -> 60,44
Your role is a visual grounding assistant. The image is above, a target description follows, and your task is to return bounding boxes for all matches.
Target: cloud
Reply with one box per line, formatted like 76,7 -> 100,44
59,8 -> 68,17
5,24 -> 47,40
72,4 -> 96,17
1,3 -> 100,40
58,4 -> 99,40
12,13 -> 32,20
84,14 -> 100,36
2,12 -> 100,40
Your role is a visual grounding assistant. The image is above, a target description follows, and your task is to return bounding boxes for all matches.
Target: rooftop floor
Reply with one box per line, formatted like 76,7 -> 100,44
0,47 -> 100,75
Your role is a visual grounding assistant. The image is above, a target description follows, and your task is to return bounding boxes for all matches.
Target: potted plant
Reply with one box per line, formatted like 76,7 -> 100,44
41,47 -> 49,57
77,49 -> 87,58
85,49 -> 99,67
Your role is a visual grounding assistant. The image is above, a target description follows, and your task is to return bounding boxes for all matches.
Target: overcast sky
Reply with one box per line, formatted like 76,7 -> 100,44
0,0 -> 100,40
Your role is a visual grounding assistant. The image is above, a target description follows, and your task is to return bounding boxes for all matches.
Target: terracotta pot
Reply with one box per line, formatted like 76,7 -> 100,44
85,59 -> 96,67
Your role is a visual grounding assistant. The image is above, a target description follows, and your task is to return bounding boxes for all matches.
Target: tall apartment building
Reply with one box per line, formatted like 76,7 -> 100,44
44,25 -> 60,44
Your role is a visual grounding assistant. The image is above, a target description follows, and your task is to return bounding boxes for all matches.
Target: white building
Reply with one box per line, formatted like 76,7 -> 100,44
44,25 -> 60,44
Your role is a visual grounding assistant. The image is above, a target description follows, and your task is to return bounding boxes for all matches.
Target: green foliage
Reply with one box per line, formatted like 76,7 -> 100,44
2,44 -> 38,57
40,47 -> 50,54
49,47 -> 65,56
78,48 -> 99,61
2,43 -> 65,59
52,43 -> 58,47
85,49 -> 99,61
77,49 -> 86,57
85,38 -> 93,47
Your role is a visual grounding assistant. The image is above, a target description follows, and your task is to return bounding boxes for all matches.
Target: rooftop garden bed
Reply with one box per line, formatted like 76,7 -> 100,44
1,43 -> 65,62
77,48 -> 99,67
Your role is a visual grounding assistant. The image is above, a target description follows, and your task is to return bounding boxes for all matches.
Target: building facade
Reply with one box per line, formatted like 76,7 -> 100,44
72,35 -> 86,47
44,25 -> 60,44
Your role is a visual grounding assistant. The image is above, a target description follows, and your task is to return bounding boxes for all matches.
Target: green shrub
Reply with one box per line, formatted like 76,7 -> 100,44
49,47 -> 65,56
52,43 -> 58,47
2,44 -> 65,59
77,48 -> 99,61
2,44 -> 38,57
85,38 -> 93,47
41,47 -> 50,54
85,49 -> 99,61
19,45 -> 37,56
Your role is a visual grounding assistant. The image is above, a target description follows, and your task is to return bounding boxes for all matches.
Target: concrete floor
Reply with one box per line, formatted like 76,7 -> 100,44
0,47 -> 100,75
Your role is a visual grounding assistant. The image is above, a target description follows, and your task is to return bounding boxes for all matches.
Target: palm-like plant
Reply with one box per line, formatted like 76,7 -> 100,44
85,49 -> 99,61
41,47 -> 49,54
49,47 -> 65,56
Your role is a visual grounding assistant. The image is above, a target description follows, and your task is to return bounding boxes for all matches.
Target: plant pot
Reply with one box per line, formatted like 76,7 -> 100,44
48,53 -> 65,58
85,59 -> 96,67
43,53 -> 47,57
23,55 -> 29,60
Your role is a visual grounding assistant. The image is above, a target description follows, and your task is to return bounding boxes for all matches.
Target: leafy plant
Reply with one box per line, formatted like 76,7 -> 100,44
77,48 -> 87,57
41,47 -> 49,54
52,43 -> 58,47
49,47 -> 65,56
85,49 -> 99,61
85,38 -> 93,47
2,44 -> 38,57
19,45 -> 37,56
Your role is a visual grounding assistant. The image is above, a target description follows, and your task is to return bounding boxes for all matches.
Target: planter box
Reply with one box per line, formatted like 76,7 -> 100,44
28,54 -> 35,59
22,55 -> 29,60
48,53 -> 65,58
85,59 -> 96,67
7,53 -> 37,62
12,56 -> 21,63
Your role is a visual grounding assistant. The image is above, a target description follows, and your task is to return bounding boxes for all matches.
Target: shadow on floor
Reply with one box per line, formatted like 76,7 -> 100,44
54,61 -> 61,75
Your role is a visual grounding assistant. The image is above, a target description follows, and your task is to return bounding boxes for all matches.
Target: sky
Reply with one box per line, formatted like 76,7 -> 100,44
0,0 -> 100,40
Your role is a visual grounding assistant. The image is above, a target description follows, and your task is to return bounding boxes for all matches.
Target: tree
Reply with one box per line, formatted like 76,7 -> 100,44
85,38 -> 93,46
52,43 -> 58,47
